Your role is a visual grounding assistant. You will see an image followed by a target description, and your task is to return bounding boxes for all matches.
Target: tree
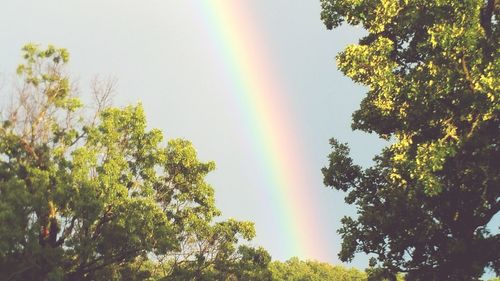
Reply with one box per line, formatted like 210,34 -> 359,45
269,257 -> 367,281
0,44 -> 269,281
161,222 -> 272,281
320,0 -> 499,280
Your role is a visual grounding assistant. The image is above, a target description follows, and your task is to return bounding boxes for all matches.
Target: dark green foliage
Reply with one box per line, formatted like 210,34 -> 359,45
321,0 -> 499,280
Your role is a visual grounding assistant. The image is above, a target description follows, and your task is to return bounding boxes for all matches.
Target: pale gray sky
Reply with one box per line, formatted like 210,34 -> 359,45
0,0 -> 388,269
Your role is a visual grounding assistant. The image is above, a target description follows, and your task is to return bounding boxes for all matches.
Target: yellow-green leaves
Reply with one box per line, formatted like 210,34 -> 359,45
327,0 -> 498,196
270,258 -> 367,281
338,37 -> 394,84
1,44 -> 262,280
413,139 -> 457,195
322,0 -> 499,278
338,37 -> 397,115
371,0 -> 401,33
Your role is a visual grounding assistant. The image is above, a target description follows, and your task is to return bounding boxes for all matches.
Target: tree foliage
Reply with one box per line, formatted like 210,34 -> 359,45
321,0 -> 499,280
270,257 -> 367,281
0,44 -> 270,281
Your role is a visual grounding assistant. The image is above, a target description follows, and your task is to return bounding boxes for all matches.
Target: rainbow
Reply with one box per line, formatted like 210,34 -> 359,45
190,1 -> 327,260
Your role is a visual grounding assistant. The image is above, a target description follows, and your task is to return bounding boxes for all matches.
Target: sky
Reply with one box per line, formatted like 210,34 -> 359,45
0,0 -> 388,269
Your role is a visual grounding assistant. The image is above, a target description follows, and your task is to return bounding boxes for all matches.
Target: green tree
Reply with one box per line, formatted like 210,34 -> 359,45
320,0 -> 499,280
270,257 -> 367,281
161,222 -> 271,281
0,44 -> 269,281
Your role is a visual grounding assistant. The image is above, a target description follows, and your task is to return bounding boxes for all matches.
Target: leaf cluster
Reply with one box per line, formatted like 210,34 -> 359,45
0,44 -> 269,281
321,0 -> 499,279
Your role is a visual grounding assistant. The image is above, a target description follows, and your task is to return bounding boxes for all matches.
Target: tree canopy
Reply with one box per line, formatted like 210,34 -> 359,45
270,257 -> 367,281
0,44 -> 271,281
321,0 -> 499,279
